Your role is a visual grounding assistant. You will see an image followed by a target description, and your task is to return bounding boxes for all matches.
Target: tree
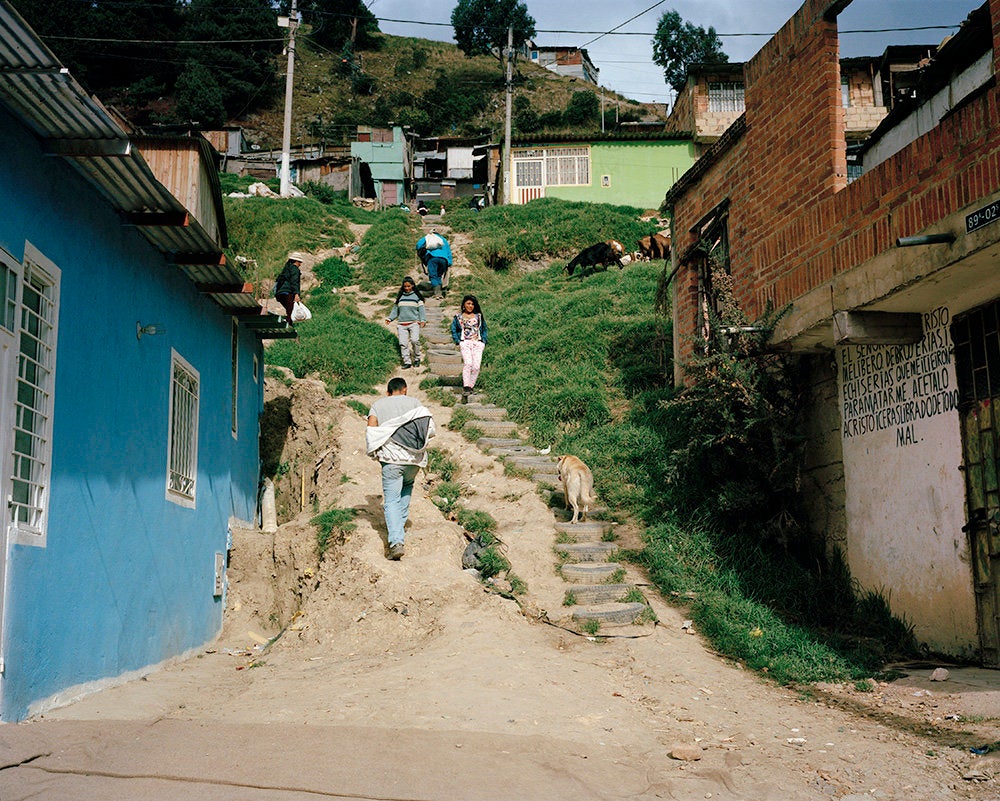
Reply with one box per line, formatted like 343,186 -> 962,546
564,91 -> 599,128
652,9 -> 728,94
179,0 -> 280,119
451,0 -> 536,65
296,0 -> 380,52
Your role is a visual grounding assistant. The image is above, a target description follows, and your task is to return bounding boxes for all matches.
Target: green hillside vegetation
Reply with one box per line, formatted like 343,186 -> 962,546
228,190 -> 916,687
242,29 -> 659,148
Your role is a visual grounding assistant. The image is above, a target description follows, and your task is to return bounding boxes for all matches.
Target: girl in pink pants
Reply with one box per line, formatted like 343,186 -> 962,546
451,295 -> 488,400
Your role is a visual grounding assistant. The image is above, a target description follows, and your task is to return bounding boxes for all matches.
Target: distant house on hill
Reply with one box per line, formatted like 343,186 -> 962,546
508,132 -> 695,209
350,125 -> 412,207
412,136 -> 499,207
524,41 -> 599,85
0,1 -> 286,721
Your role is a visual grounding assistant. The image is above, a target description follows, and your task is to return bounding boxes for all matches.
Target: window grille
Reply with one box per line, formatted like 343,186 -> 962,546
11,258 -> 57,537
707,82 -> 745,113
168,352 -> 199,505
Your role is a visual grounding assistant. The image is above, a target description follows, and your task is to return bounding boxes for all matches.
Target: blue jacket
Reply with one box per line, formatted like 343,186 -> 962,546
416,234 -> 453,266
451,313 -> 487,345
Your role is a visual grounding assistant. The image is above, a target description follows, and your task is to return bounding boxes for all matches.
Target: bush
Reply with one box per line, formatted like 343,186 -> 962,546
314,256 -> 354,288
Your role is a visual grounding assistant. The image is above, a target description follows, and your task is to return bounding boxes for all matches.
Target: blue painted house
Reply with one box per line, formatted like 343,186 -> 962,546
0,3 -> 289,720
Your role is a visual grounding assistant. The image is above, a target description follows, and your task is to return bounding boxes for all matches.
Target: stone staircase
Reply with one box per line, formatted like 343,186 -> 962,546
421,295 -> 654,634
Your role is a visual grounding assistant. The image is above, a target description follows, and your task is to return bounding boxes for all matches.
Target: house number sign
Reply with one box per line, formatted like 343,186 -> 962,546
967,199 -> 1000,233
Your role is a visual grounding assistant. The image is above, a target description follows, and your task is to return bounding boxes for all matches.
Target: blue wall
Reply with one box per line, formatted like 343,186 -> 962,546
0,105 -> 263,720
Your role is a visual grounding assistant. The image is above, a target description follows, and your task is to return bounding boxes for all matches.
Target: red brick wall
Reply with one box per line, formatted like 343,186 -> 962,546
670,0 -> 1000,368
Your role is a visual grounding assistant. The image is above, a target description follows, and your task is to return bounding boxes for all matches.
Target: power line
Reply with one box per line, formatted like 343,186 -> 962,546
578,0 -> 669,49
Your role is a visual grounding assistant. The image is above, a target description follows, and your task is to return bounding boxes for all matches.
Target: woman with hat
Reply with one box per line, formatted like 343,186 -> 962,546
275,251 -> 304,327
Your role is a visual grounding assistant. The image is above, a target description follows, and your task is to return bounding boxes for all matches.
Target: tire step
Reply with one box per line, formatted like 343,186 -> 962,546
564,584 -> 633,605
553,520 -> 615,536
560,562 -> 623,583
570,602 -> 648,626
557,542 -> 618,562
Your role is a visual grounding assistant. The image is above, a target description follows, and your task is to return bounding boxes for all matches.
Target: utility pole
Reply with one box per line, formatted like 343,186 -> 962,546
278,0 -> 298,197
502,25 -> 513,205
601,91 -> 605,133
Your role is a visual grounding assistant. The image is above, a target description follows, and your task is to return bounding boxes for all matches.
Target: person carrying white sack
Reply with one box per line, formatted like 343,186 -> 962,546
365,378 -> 435,561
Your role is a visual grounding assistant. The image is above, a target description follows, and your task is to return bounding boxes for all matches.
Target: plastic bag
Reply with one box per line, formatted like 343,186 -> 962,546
424,232 -> 443,250
291,301 -> 312,322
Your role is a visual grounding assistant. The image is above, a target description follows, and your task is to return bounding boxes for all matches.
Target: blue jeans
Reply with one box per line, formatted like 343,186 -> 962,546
426,256 -> 448,288
381,463 -> 420,546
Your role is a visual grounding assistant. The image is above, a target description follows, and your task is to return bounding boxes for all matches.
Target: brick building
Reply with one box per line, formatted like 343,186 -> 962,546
662,0 -> 1000,662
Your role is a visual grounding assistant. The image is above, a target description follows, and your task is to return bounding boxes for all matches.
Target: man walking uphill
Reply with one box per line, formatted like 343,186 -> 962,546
416,229 -> 452,298
365,378 -> 435,560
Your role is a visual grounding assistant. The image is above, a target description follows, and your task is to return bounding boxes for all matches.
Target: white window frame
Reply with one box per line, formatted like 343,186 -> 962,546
166,349 -> 199,508
512,146 -> 591,189
707,81 -> 745,113
9,243 -> 60,547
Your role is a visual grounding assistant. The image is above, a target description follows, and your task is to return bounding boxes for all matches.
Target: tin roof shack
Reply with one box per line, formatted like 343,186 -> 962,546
412,136 -> 498,206
662,0 -> 1000,663
222,141 -> 355,193
509,132 -> 696,209
350,125 -> 411,208
0,1 -> 286,721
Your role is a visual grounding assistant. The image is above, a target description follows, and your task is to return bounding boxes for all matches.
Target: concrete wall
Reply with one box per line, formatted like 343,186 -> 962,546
0,104 -> 263,720
543,140 -> 696,210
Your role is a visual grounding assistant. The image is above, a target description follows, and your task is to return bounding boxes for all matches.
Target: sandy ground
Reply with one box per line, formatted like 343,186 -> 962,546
14,223 -> 1000,800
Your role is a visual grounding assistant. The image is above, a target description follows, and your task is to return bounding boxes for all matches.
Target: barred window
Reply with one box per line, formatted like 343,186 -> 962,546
167,351 -> 199,507
515,159 -> 543,187
708,82 -> 745,113
544,147 -> 590,186
10,251 -> 59,542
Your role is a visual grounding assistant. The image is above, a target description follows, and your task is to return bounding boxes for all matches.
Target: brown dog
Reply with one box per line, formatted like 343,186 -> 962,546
558,455 -> 595,524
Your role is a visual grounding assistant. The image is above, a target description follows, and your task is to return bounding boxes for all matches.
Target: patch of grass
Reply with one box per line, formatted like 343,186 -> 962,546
424,385 -> 457,407
311,507 -> 357,555
447,406 -> 474,431
581,619 -> 601,636
634,606 -> 658,625
346,399 -> 369,417
502,462 -> 533,479
477,545 -> 511,579
619,587 -> 646,604
555,531 -> 574,544
264,366 -> 293,386
605,568 -> 627,584
854,679 -> 875,692
564,590 -> 577,606
358,209 -> 423,291
431,480 -> 461,513
427,447 -> 459,481
266,294 -> 398,395
456,507 -> 497,538
508,574 -> 528,595
314,256 -> 355,287
463,425 -> 484,442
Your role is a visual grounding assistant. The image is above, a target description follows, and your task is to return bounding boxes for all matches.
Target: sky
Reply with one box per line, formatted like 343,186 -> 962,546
365,0 -> 984,107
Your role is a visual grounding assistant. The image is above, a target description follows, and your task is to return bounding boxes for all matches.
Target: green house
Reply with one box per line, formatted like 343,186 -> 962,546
508,133 -> 695,209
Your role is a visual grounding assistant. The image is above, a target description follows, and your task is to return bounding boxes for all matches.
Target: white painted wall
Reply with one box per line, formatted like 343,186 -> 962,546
838,306 -> 978,656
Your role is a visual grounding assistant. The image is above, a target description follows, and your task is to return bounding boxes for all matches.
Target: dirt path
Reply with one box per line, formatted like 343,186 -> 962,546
36,235 -> 1000,800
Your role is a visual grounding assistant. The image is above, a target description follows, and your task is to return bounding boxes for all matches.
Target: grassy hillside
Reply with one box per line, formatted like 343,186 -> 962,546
239,29 -> 661,149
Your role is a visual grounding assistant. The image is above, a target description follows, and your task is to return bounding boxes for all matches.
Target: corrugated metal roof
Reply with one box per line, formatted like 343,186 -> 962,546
0,2 -> 286,338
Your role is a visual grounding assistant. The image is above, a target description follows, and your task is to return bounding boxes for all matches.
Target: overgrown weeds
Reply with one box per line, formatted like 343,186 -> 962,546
311,507 -> 357,556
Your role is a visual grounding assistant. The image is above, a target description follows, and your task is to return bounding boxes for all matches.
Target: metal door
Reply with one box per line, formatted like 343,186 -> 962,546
953,303 -> 1000,665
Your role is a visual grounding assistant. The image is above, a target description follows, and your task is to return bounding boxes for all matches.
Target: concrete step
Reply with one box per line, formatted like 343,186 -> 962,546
570,602 -> 648,626
560,562 -> 623,583
564,584 -> 634,605
557,542 -> 618,562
